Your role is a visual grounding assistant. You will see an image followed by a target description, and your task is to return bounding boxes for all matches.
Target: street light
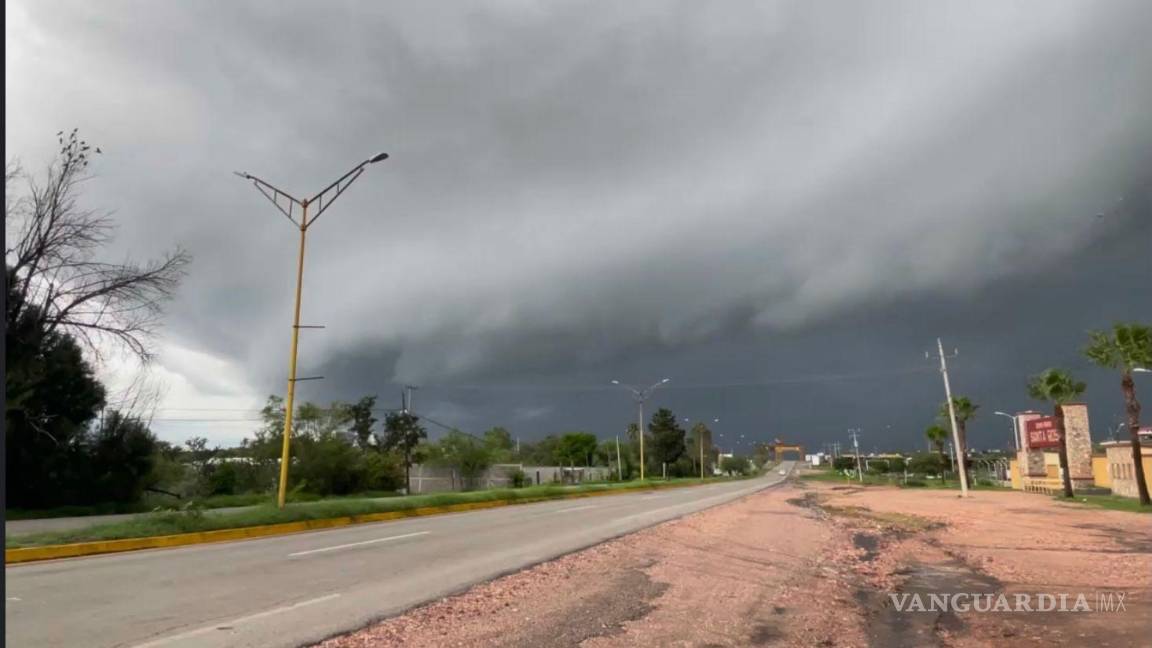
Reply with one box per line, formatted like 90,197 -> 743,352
993,411 -> 1020,451
684,417 -> 720,479
612,378 -> 670,480
236,152 -> 389,508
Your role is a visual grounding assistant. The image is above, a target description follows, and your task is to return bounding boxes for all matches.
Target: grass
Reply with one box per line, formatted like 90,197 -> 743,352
819,503 -> 944,532
799,470 -> 1011,491
5,476 -> 738,548
6,490 -> 407,520
1053,493 -> 1152,514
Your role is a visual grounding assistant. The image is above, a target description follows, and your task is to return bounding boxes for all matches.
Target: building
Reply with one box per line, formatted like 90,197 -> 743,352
1099,437 -> 1152,499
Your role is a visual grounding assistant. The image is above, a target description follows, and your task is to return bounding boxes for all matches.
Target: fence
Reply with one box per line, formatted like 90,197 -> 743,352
408,464 -> 614,493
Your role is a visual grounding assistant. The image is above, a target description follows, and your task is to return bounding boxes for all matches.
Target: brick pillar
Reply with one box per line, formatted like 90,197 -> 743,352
1017,412 -> 1046,477
1060,403 -> 1094,489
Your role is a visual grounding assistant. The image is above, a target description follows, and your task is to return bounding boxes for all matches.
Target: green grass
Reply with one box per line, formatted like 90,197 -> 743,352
799,470 -> 1011,491
1053,493 -> 1152,514
4,490 -> 390,520
5,477 -> 737,548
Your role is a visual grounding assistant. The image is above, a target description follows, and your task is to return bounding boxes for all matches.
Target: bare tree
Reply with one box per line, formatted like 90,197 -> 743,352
5,129 -> 191,362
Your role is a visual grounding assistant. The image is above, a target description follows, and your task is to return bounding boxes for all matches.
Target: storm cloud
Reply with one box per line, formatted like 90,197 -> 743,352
6,0 -> 1150,450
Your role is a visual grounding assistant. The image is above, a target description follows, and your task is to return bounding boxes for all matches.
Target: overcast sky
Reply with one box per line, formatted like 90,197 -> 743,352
6,0 -> 1151,453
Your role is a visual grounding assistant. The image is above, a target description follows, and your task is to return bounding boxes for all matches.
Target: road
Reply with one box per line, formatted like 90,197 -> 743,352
5,464 -> 793,648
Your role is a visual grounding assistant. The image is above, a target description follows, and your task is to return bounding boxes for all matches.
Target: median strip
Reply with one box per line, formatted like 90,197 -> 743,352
5,477 -> 747,564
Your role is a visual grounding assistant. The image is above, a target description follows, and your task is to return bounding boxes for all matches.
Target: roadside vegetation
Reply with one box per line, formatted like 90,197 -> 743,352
1053,493 -> 1152,514
800,452 -> 1010,491
6,475 -> 747,548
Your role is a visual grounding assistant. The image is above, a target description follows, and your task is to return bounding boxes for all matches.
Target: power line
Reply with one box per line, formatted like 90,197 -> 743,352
406,366 -> 938,392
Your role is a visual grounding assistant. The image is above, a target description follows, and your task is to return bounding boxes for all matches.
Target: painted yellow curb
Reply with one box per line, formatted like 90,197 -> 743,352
5,479 -> 724,564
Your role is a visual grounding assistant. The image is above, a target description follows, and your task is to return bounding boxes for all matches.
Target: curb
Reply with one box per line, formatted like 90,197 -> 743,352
5,479 -> 728,564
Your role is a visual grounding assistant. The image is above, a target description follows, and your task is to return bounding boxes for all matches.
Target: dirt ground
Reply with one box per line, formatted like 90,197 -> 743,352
315,478 -> 1151,648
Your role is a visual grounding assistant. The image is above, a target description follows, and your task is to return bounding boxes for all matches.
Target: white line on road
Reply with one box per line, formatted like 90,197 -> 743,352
288,531 -> 430,557
130,593 -> 341,648
554,505 -> 596,513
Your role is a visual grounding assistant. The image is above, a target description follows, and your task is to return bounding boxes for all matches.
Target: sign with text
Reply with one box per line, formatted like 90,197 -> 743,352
1025,416 -> 1063,449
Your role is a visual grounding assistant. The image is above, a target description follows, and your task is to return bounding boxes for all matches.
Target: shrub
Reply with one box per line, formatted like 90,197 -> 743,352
832,456 -> 857,472
907,453 -> 947,477
507,468 -> 528,488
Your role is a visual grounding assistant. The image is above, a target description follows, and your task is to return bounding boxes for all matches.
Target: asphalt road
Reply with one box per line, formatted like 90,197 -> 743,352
5,464 -> 794,648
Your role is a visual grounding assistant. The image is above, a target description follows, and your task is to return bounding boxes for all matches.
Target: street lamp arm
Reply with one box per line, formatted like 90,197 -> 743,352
648,378 -> 670,392
305,166 -> 364,227
306,153 -> 389,227
235,172 -> 303,226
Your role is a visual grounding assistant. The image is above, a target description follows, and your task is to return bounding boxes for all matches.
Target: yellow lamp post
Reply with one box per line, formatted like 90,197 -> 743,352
235,152 -> 389,508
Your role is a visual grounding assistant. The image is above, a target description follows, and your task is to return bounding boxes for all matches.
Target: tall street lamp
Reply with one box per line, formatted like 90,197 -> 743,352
236,152 -> 389,508
612,378 -> 670,480
684,417 -> 719,478
993,411 -> 1020,451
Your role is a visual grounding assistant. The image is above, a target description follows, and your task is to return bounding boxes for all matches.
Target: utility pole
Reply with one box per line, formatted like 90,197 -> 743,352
615,436 -> 623,481
403,385 -> 418,414
849,428 -> 863,482
700,429 -> 705,479
929,338 -> 969,497
611,378 -> 670,480
236,151 -> 389,509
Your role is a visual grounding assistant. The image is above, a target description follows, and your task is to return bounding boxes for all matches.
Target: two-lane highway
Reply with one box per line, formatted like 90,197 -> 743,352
6,464 -> 793,648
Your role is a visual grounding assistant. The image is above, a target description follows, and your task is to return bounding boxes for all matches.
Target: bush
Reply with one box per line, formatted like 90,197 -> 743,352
670,456 -> 696,478
428,432 -> 494,491
907,453 -> 947,477
832,456 -> 857,472
507,468 -> 528,488
903,479 -> 927,487
720,456 -> 751,476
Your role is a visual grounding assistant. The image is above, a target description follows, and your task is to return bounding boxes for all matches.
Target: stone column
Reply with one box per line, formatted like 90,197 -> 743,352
1060,403 -> 1094,490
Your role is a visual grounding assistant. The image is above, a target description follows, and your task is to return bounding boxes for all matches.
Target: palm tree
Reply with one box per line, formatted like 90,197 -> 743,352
1027,369 -> 1086,498
1085,323 -> 1151,506
924,424 -> 950,458
938,396 -> 978,470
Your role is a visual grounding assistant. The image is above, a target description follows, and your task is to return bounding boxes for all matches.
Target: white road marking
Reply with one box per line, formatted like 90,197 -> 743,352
6,597 -> 22,602
554,505 -> 595,513
130,593 -> 341,648
287,531 -> 429,558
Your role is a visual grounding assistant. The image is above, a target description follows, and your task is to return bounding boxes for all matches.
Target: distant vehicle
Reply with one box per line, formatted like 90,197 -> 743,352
778,469 -> 787,475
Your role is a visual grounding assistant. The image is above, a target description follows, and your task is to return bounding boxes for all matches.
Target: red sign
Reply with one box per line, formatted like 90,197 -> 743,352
1025,417 -> 1064,449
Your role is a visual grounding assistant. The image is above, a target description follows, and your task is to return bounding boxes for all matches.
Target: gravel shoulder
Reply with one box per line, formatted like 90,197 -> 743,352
315,478 -> 1150,647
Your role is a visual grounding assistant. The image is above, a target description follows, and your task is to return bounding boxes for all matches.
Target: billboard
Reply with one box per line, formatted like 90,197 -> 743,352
1024,416 -> 1063,449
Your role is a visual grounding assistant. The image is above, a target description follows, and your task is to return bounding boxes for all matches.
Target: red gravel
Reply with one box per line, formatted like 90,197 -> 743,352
315,479 -> 1150,647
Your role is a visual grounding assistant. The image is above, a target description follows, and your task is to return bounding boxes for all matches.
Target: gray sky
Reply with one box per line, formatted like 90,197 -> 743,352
6,0 -> 1151,453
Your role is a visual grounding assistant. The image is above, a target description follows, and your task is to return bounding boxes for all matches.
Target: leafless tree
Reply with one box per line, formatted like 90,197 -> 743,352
5,129 -> 191,362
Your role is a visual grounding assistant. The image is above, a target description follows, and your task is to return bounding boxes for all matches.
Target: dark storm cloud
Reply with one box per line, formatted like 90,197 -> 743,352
6,1 -> 1151,447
